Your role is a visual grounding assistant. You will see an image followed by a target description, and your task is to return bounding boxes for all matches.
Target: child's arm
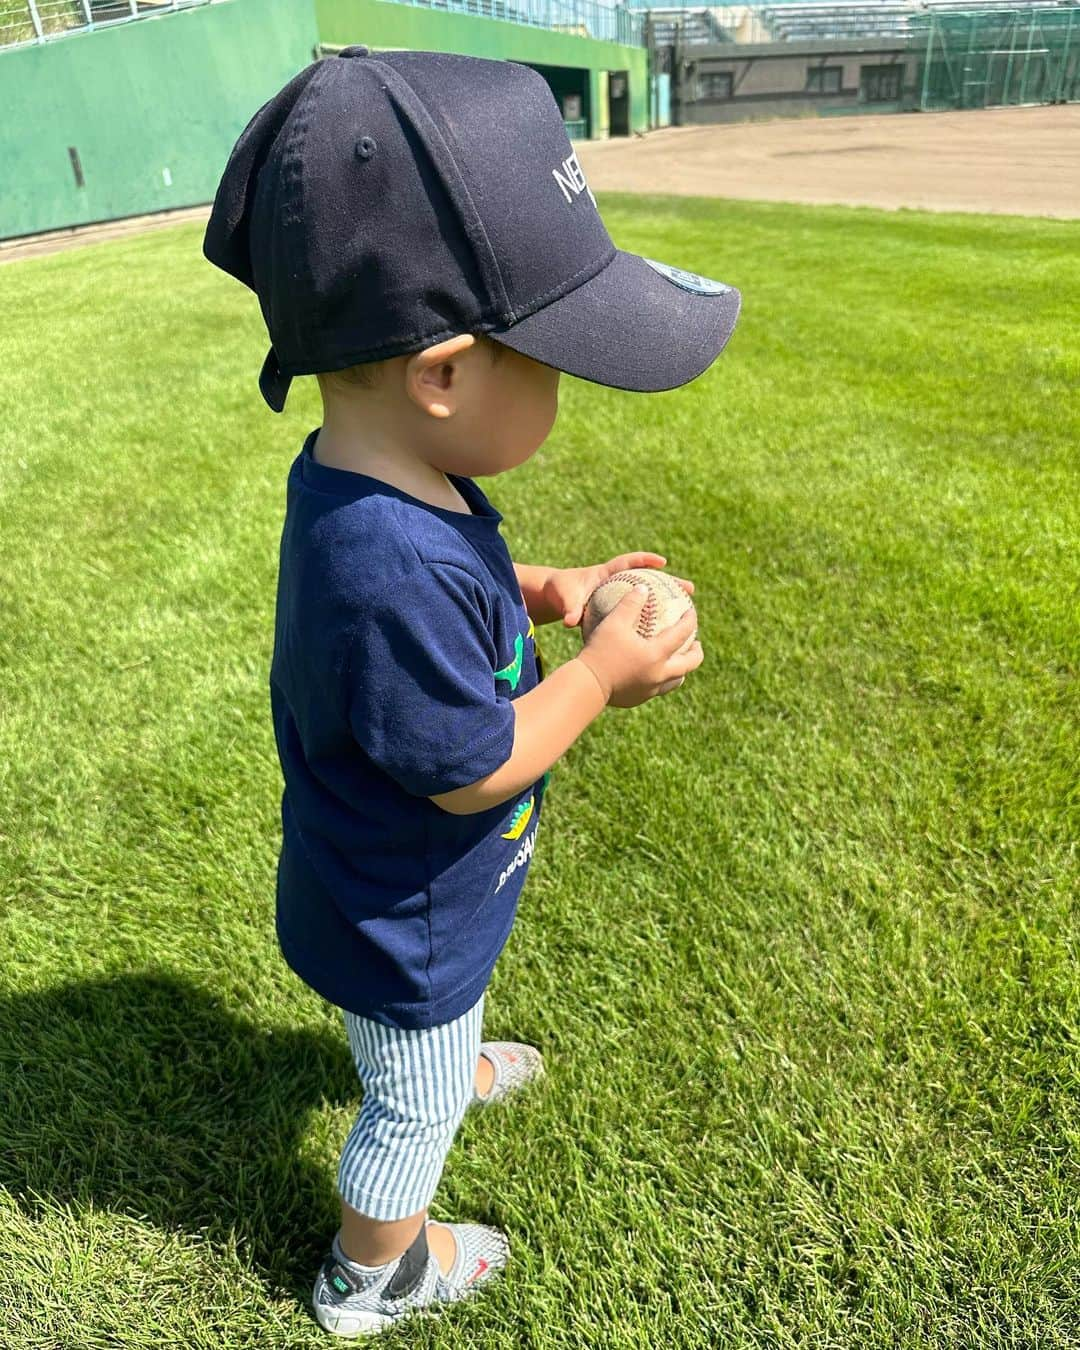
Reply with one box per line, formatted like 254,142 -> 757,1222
430,655 -> 607,814
512,562 -> 564,627
431,590 -> 701,816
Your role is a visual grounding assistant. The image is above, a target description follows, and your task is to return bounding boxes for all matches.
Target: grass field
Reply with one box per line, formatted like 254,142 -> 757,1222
1,194 -> 1077,1349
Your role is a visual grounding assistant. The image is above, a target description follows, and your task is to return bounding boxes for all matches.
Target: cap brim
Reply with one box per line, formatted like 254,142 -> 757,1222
487,250 -> 741,392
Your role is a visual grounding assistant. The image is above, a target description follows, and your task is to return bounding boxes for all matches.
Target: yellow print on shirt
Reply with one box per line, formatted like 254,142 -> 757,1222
502,792 -> 534,840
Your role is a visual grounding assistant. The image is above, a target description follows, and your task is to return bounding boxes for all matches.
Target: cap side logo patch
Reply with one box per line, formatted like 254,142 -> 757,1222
642,258 -> 733,296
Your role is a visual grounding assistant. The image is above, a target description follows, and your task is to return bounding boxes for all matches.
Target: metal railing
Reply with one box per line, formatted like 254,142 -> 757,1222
1,0 -> 219,52
375,0 -> 645,44
2,0 -> 643,49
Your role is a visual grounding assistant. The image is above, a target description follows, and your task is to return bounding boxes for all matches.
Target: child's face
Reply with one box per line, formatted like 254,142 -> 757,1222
317,336 -> 561,482
429,340 -> 560,479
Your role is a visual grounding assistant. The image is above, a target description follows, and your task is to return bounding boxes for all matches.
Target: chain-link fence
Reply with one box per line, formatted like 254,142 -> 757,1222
0,0 -> 216,51
911,6 -> 1079,108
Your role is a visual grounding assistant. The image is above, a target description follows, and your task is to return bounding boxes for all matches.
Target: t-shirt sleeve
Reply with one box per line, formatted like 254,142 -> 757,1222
345,562 -> 516,798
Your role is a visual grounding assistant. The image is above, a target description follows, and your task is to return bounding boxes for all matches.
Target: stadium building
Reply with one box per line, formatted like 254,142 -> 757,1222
637,0 -> 1080,123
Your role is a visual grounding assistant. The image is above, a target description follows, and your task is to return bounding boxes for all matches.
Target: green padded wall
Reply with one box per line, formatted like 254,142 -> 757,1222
0,0 -> 646,240
0,0 -> 319,240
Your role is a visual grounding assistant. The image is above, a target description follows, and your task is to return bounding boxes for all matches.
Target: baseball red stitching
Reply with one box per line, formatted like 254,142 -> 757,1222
584,569 -> 695,643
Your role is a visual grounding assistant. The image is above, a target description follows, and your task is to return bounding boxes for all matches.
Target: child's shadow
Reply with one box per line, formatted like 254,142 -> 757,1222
1,971 -> 359,1295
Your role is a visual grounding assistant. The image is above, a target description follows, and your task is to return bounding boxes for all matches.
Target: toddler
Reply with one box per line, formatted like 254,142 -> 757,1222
204,46 -> 739,1338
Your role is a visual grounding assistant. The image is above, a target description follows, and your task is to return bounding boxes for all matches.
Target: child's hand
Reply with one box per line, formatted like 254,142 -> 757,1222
576,586 -> 703,709
544,553 -> 695,629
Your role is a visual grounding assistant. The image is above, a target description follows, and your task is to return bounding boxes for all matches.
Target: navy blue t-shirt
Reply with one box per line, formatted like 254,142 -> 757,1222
270,430 -> 547,1029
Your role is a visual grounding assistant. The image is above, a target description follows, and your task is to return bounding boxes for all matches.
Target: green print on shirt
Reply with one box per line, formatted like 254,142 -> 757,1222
495,619 -> 535,692
494,633 -> 524,691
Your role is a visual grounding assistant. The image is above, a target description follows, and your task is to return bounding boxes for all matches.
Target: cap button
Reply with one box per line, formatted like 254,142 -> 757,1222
338,45 -> 370,58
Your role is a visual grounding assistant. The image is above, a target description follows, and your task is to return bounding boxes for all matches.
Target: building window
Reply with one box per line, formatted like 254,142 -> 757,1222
861,64 -> 903,102
806,65 -> 842,95
699,71 -> 734,100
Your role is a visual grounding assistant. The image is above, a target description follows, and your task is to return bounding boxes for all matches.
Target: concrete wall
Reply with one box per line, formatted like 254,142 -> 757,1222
0,0 -> 319,240
711,6 -> 773,45
650,69 -> 671,126
673,38 -> 920,123
592,68 -> 611,138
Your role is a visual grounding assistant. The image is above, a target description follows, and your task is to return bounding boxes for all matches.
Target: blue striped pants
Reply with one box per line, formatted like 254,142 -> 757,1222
336,992 -> 485,1221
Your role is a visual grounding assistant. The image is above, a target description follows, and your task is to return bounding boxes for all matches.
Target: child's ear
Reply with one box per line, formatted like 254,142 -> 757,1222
405,334 -> 476,419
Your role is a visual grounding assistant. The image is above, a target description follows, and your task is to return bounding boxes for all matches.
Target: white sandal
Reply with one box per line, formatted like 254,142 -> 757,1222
313,1220 -> 509,1337
472,1040 -> 545,1106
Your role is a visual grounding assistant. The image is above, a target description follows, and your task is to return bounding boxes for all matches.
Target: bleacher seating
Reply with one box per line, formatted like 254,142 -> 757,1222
759,0 -> 1076,42
759,3 -> 910,40
640,6 -> 736,41
632,0 -> 1079,46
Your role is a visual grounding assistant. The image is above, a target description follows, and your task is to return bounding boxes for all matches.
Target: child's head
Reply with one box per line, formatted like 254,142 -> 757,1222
204,49 -> 740,419
315,334 -> 560,478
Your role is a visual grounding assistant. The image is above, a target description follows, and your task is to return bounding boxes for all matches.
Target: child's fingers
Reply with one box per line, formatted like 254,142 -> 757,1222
607,552 -> 667,575
656,606 -> 698,652
594,585 -> 651,634
669,641 -> 704,677
658,675 -> 686,695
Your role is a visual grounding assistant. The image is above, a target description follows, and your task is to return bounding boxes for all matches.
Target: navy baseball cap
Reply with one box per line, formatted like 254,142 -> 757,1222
203,47 -> 741,412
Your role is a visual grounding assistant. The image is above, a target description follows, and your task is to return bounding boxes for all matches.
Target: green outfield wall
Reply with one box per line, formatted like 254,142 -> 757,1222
0,0 -> 319,241
0,0 -> 646,241
315,0 -> 648,134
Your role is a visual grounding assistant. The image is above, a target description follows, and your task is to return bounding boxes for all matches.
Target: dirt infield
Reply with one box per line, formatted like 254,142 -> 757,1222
577,105 -> 1080,219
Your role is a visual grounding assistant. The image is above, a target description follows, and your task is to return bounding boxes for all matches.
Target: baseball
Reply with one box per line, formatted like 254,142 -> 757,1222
580,568 -> 698,653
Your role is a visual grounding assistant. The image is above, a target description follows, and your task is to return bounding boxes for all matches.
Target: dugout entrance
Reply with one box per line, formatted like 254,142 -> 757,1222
608,70 -> 632,132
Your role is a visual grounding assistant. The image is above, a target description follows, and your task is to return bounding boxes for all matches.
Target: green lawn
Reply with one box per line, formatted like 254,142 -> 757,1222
0,193 -> 1077,1349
